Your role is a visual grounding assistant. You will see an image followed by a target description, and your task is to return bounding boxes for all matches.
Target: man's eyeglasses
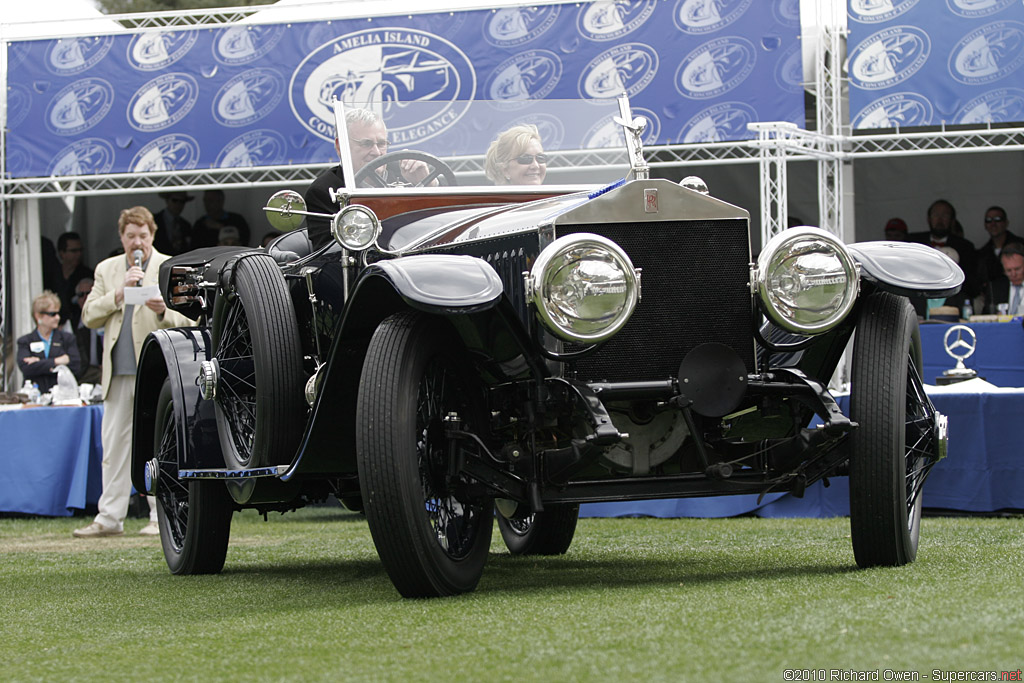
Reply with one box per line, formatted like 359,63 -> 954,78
985,216 -> 1006,223
39,311 -> 59,317
513,154 -> 548,165
350,138 -> 390,151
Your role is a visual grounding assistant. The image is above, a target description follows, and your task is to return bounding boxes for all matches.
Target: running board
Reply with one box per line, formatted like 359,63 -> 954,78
179,466 -> 289,480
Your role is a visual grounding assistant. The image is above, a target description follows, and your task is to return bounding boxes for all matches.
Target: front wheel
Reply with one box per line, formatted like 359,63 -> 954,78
849,292 -> 937,567
496,503 -> 580,556
154,379 -> 233,575
357,311 -> 492,598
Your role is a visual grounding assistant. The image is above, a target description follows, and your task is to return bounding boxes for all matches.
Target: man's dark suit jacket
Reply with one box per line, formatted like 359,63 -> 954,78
304,165 -> 347,251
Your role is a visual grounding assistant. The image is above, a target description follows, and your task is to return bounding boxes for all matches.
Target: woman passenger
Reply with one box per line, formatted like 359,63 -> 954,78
485,124 -> 547,186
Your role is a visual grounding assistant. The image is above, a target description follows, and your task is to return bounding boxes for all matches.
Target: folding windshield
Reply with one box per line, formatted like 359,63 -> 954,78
328,98 -> 647,191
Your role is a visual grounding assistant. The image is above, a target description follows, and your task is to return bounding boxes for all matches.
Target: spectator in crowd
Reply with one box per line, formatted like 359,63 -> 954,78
908,199 -> 979,298
152,191 -> 193,255
71,278 -> 103,385
218,226 -> 242,246
884,217 -> 909,241
17,290 -> 80,394
53,232 -> 93,329
305,108 -> 434,250
976,206 -> 1022,287
192,189 -> 251,248
987,243 -> 1024,316
485,124 -> 547,186
261,231 -> 279,248
73,206 -> 194,539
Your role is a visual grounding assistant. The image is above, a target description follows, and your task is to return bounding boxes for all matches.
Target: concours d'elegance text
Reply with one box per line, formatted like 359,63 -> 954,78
783,669 -> 1022,681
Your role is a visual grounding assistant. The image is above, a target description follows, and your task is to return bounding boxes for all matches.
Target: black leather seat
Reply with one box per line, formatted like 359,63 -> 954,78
266,228 -> 313,264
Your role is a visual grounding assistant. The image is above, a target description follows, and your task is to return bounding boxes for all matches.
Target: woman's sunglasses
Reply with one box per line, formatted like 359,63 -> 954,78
513,154 -> 548,165
38,311 -> 60,317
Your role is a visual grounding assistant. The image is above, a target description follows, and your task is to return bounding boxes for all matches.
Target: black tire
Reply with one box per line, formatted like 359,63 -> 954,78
154,379 -> 233,575
212,254 -> 304,468
496,504 -> 580,555
849,292 -> 935,567
357,311 -> 493,598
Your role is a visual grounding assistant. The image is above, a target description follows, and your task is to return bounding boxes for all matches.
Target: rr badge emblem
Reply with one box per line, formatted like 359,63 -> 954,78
644,188 -> 658,213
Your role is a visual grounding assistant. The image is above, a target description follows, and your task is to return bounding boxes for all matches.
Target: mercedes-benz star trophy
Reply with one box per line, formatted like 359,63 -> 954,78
937,324 -> 978,386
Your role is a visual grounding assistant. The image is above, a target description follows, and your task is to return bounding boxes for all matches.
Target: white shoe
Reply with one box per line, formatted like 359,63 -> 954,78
73,522 -> 123,538
139,521 -> 160,536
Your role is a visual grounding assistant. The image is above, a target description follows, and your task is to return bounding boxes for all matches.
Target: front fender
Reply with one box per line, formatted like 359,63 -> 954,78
131,327 -> 222,493
366,254 -> 504,314
850,241 -> 964,298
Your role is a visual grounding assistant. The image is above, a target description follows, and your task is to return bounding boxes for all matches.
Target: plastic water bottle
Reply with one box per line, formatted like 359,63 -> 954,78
962,299 -> 973,321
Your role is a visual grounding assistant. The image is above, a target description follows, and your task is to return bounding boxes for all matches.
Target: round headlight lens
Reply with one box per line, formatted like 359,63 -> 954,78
757,227 -> 859,334
528,233 -> 640,343
331,205 -> 380,251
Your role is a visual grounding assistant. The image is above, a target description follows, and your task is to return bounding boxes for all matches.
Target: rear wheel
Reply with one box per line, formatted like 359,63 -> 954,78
357,311 -> 492,598
849,292 -> 936,567
496,504 -> 579,555
212,254 -> 304,469
154,379 -> 232,575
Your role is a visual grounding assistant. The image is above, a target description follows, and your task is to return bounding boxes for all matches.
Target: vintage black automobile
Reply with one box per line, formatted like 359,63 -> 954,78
132,96 -> 962,598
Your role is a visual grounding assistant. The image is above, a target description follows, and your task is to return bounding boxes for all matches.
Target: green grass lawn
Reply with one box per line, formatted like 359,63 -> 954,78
1,509 -> 1021,681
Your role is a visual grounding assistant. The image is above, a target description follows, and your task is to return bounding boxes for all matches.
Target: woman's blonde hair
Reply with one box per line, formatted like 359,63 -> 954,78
485,124 -> 542,185
32,290 -> 61,317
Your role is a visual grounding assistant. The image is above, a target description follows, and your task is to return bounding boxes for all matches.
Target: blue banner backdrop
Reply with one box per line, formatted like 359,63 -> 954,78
4,0 -> 803,179
848,0 -> 1024,130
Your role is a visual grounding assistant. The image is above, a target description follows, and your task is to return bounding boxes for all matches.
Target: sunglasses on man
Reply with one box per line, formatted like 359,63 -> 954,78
350,138 -> 390,150
985,216 -> 1006,223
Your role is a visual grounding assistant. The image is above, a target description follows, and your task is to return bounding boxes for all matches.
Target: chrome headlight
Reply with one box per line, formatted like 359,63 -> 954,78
757,227 -> 859,334
525,233 -> 640,343
331,205 -> 380,251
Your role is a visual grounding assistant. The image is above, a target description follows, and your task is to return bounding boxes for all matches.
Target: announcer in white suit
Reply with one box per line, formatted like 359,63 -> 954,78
74,206 -> 193,538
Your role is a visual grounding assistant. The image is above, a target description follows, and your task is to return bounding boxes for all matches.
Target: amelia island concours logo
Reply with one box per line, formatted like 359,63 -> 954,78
577,0 -> 657,42
676,36 -> 756,99
484,6 -> 560,48
290,28 -> 476,146
213,68 -> 286,127
214,24 -> 285,65
128,29 -> 198,71
955,88 -> 1024,124
578,43 -> 658,99
130,134 -> 200,173
48,138 -> 116,177
678,102 -> 758,143
848,0 -> 921,23
674,0 -> 754,35
947,0 -> 1017,19
127,73 -> 199,132
45,78 -> 115,136
216,129 -> 288,168
949,21 -> 1024,85
852,92 -> 933,129
46,35 -> 114,76
848,26 -> 930,90
486,50 -> 563,104
6,83 -> 32,129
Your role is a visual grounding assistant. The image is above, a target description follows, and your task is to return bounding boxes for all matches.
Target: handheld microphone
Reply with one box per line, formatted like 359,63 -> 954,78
132,250 -> 143,286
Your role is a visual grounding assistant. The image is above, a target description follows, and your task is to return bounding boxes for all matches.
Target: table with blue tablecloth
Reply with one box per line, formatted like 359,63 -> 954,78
582,379 -> 1024,518
920,320 -> 1024,387
0,404 -> 103,516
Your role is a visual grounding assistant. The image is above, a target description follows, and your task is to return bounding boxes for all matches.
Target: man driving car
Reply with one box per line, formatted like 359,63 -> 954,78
304,108 -> 434,251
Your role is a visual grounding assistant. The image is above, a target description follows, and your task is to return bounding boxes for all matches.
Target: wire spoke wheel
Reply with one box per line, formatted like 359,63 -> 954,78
153,379 -> 232,575
357,311 -> 492,598
496,504 -> 580,556
211,254 -> 304,470
849,292 -> 938,567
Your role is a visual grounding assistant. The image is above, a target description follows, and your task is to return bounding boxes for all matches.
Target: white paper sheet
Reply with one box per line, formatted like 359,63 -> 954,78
124,284 -> 160,306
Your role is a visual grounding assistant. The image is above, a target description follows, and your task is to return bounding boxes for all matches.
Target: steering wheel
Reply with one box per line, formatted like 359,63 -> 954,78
354,150 -> 458,188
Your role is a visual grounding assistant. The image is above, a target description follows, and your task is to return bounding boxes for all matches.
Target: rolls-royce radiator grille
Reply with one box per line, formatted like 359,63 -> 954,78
558,219 -> 754,383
